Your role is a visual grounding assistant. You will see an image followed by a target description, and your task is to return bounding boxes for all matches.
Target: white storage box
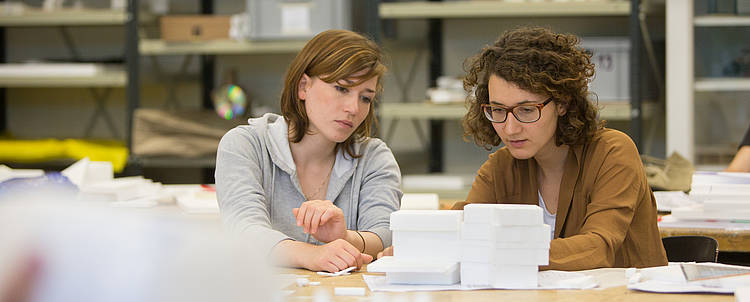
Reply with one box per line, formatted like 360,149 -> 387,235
367,256 -> 460,285
461,223 -> 551,243
400,193 -> 440,210
460,261 -> 490,286
394,239 -> 461,262
245,0 -> 350,40
461,262 -> 540,289
390,210 -> 463,231
491,265 -> 538,289
463,204 -> 543,225
461,245 -> 549,265
580,37 -> 630,101
393,230 -> 461,243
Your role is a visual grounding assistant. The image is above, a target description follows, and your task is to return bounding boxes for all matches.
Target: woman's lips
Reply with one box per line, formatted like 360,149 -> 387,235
335,120 -> 353,128
508,139 -> 527,148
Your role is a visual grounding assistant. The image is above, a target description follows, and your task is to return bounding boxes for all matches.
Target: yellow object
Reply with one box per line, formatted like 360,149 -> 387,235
0,139 -> 128,172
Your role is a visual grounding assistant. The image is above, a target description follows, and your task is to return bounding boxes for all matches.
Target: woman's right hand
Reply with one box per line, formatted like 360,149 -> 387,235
376,246 -> 393,259
306,239 -> 373,273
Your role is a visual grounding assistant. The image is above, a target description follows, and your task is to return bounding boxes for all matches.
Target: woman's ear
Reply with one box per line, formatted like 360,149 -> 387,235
556,101 -> 568,116
298,74 -> 311,101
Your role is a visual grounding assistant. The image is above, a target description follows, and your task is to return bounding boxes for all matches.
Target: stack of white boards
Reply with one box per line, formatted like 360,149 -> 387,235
370,204 -> 551,288
461,204 -> 550,288
369,210 -> 463,285
671,172 -> 750,221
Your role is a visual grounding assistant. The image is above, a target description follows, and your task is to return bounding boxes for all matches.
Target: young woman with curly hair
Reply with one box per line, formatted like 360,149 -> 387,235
456,26 -> 667,270
381,27 -> 667,270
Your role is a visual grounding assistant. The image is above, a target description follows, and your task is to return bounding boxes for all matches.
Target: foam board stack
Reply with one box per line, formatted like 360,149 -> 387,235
672,172 -> 750,221
372,210 -> 463,285
460,204 -> 551,289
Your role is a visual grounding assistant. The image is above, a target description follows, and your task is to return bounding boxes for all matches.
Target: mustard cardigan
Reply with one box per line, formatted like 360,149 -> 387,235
454,129 -> 667,271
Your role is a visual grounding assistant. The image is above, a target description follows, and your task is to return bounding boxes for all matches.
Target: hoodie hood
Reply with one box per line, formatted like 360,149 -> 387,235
254,113 -> 358,201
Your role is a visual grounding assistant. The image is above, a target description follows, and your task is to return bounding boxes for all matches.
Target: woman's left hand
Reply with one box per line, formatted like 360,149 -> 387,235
293,200 -> 347,243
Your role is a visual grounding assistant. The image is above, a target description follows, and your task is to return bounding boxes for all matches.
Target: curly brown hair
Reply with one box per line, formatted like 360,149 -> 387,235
462,26 -> 604,150
281,29 -> 386,159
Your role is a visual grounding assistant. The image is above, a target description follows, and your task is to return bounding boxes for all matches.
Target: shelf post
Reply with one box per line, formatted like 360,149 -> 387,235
629,0 -> 642,150
428,5 -> 444,173
666,0 -> 694,162
126,0 -> 139,150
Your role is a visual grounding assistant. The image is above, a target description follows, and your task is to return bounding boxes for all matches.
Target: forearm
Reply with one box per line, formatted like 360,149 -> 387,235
726,146 -> 750,172
541,234 -> 614,271
344,230 -> 383,258
272,239 -> 314,269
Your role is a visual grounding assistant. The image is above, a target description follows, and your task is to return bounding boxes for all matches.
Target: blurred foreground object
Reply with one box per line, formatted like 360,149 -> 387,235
0,195 -> 280,302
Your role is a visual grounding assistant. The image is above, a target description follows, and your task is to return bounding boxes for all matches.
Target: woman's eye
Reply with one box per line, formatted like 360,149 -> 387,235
335,85 -> 349,93
361,96 -> 372,103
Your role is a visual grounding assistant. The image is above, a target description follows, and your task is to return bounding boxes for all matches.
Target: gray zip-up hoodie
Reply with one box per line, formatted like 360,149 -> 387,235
216,113 -> 402,253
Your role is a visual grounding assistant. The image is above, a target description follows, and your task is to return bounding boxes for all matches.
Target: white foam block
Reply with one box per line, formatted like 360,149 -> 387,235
461,242 -> 549,265
460,261 -> 490,286
61,158 -> 114,187
368,256 -> 456,273
385,262 -> 460,285
462,224 -> 551,244
491,265 -> 538,289
84,161 -> 114,184
393,230 -> 460,244
464,203 -> 543,225
495,225 -> 551,243
493,248 -> 548,265
390,210 -> 463,231
78,177 -> 158,202
400,193 -> 440,210
394,239 -> 461,262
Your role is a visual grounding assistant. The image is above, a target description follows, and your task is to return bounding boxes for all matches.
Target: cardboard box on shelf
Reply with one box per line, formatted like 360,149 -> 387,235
160,15 -> 231,42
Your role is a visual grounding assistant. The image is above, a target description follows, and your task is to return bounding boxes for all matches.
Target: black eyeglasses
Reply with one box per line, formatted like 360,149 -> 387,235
481,98 -> 553,123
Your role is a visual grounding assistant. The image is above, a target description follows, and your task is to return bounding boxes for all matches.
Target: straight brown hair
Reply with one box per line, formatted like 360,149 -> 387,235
280,29 -> 386,158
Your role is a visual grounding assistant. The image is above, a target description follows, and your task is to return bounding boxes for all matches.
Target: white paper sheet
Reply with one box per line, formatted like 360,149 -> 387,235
627,263 -> 749,294
363,270 -> 599,292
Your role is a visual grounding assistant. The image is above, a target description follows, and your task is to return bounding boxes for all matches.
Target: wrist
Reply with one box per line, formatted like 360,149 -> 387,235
345,230 -> 365,253
274,240 -> 313,269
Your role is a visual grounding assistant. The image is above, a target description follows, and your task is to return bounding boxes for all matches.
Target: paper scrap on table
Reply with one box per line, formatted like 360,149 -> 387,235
334,287 -> 366,296
317,266 -> 356,277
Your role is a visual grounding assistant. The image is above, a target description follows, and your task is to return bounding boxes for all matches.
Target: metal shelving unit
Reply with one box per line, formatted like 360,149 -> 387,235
139,39 -> 306,56
379,1 -> 630,19
0,66 -> 126,87
666,1 -> 750,164
0,8 -> 128,26
0,6 -> 134,148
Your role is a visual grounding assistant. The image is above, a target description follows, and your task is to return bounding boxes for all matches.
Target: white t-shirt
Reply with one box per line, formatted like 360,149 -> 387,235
538,191 -> 556,240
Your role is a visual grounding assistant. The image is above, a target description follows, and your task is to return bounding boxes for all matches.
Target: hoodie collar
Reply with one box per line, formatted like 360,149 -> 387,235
261,113 -> 357,183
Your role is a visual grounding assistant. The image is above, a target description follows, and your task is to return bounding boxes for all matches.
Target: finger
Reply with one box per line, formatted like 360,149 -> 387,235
295,203 -> 307,227
336,252 -> 357,270
376,251 -> 383,259
318,207 -> 340,226
303,206 -> 318,234
325,262 -> 339,273
329,255 -> 348,272
310,208 -> 325,235
361,253 -> 373,264
293,208 -> 299,218
340,241 -> 363,269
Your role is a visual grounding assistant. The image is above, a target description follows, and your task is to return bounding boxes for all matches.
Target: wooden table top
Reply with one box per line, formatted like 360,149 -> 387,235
285,267 -> 733,301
